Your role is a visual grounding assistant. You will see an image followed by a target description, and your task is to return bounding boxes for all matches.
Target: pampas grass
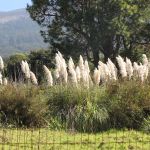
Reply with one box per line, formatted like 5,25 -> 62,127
0,56 -> 4,71
126,57 -> 133,79
68,57 -> 77,84
93,68 -> 100,85
43,65 -> 53,86
1,52 -> 150,87
116,55 -> 127,78
3,78 -> 8,86
0,72 -> 2,84
21,60 -> 30,79
30,71 -> 38,85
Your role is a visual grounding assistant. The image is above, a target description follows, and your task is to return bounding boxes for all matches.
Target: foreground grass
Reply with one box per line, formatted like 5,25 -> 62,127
0,129 -> 149,150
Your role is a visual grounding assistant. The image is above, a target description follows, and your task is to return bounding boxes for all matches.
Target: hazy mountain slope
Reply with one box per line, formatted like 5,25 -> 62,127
0,9 -> 47,57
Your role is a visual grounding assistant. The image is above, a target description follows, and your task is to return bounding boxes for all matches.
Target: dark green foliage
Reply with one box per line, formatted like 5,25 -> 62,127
141,116 -> 150,133
28,49 -> 54,83
5,53 -> 28,82
28,0 -> 150,65
0,85 -> 47,127
103,81 -> 150,129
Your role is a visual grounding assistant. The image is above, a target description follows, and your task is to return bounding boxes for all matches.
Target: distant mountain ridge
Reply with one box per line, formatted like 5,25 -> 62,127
0,9 -> 28,24
0,9 -> 47,57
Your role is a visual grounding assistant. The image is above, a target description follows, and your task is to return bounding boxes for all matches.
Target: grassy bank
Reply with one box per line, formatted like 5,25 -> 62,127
0,129 -> 149,150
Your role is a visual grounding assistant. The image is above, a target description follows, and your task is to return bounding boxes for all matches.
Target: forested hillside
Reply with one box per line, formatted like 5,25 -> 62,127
0,9 -> 47,56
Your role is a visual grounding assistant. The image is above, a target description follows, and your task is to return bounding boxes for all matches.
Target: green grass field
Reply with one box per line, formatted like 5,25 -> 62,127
0,129 -> 149,150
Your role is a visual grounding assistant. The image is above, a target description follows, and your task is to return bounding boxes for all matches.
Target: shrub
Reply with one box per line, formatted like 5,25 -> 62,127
0,85 -> 47,127
103,81 -> 150,129
141,116 -> 150,133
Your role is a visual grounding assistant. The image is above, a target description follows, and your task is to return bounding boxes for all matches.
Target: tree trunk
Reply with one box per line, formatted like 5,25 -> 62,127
103,37 -> 114,62
93,49 -> 99,67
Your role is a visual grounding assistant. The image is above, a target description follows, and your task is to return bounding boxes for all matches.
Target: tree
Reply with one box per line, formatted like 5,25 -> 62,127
6,53 -> 28,82
27,0 -> 150,66
29,49 -> 54,82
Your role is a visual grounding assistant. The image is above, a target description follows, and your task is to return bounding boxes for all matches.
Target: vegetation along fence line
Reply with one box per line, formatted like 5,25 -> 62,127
0,127 -> 149,150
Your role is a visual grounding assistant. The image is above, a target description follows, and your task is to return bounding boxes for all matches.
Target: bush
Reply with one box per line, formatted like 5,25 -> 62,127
0,85 -> 47,127
141,116 -> 150,133
102,80 -> 150,129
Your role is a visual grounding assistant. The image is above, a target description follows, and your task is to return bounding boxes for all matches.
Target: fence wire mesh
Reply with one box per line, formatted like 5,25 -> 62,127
0,127 -> 149,150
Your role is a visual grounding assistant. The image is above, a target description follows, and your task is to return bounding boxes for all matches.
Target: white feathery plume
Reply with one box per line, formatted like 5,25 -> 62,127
83,60 -> 91,87
116,56 -> 127,78
0,72 -> 2,85
55,52 -> 68,83
84,60 -> 90,74
133,62 -> 139,78
133,62 -> 139,71
61,58 -> 68,83
21,60 -> 26,73
142,54 -> 149,80
98,61 -> 111,81
126,57 -> 133,79
98,61 -> 106,82
104,64 -> 111,80
0,56 -> 4,70
93,68 -> 101,85
54,69 -> 60,79
79,55 -> 84,71
57,51 -> 63,60
24,61 -> 30,79
137,64 -> 145,83
43,65 -> 53,86
143,65 -> 149,80
30,71 -> 38,85
82,69 -> 89,88
68,57 -> 75,69
142,54 -> 149,66
68,57 -> 77,84
78,55 -> 85,83
75,66 -> 81,82
55,53 -> 61,73
3,78 -> 8,86
107,58 -> 117,80
21,60 -> 30,79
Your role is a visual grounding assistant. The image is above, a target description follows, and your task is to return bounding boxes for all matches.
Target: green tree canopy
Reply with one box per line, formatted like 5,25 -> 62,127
29,49 -> 54,82
6,53 -> 28,81
27,0 -> 150,66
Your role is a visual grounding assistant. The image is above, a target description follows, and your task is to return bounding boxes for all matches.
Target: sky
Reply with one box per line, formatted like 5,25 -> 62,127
0,0 -> 32,11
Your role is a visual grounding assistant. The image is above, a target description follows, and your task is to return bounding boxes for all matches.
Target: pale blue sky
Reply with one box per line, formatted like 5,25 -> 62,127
0,0 -> 32,11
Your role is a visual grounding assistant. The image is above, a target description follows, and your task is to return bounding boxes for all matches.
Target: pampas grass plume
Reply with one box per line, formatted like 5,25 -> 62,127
3,78 -> 8,86
43,65 -> 53,86
116,56 -> 127,78
75,66 -> 81,82
30,71 -> 38,85
142,54 -> 149,66
93,68 -> 100,85
126,57 -> 133,79
0,72 -> 2,84
0,56 -> 4,70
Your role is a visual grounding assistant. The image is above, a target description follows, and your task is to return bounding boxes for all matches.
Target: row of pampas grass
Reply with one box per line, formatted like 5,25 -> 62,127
0,52 -> 149,87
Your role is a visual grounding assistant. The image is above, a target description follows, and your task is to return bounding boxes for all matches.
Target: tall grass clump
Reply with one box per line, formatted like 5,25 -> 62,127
45,85 -> 109,132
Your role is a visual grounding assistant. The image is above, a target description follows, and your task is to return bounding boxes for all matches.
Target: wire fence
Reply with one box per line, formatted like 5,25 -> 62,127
0,127 -> 149,150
